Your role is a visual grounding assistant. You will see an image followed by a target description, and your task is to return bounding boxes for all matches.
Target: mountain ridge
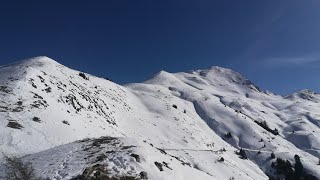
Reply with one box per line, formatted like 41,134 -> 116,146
0,56 -> 319,180
5,56 -> 316,96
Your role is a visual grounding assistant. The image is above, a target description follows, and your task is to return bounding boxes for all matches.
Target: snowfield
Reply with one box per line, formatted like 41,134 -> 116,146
0,56 -> 319,179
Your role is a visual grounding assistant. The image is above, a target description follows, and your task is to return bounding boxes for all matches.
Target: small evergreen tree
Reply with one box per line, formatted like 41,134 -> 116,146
237,148 -> 247,159
257,151 -> 261,155
270,152 -> 276,159
294,155 -> 303,179
271,155 -> 317,180
219,157 -> 224,162
273,128 -> 279,135
4,155 -> 40,180
224,132 -> 232,138
273,157 -> 293,176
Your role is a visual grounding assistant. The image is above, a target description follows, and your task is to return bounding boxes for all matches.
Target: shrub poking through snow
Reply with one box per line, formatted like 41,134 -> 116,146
254,120 -> 279,135
219,148 -> 226,153
257,151 -> 261,155
172,104 -> 177,109
271,152 -> 276,159
4,155 -> 40,180
71,163 -> 139,180
44,87 -> 51,93
79,72 -> 89,80
96,153 -> 107,162
139,171 -> 148,179
7,120 -> 23,129
154,162 -> 163,171
0,86 -> 11,93
162,161 -> 172,170
32,117 -> 41,123
130,154 -> 141,163
62,120 -> 70,125
236,148 -> 247,159
218,157 -> 224,162
224,132 -> 232,138
16,101 -> 23,106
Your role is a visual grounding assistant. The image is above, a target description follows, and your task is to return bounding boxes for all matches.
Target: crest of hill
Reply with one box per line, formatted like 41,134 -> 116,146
142,66 -> 261,94
285,89 -> 320,102
1,56 -> 320,179
0,56 -> 63,82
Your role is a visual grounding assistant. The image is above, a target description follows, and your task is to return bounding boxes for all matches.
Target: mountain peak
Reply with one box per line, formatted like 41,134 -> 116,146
0,56 -> 65,84
209,65 -> 234,71
190,66 -> 260,91
19,56 -> 60,66
143,70 -> 180,85
285,89 -> 319,102
0,56 -> 60,69
0,57 -> 320,179
191,66 -> 243,79
296,89 -> 317,94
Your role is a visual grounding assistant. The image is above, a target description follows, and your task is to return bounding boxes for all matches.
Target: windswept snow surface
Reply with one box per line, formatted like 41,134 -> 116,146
0,57 -> 319,179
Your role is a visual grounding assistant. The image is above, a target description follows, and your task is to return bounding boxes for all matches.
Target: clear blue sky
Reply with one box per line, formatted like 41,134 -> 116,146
0,0 -> 320,95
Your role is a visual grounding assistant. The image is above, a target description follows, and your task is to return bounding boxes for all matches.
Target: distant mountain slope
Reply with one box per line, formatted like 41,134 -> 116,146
0,57 -> 319,179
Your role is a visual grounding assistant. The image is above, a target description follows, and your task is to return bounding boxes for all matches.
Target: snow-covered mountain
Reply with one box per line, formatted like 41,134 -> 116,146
0,57 -> 319,180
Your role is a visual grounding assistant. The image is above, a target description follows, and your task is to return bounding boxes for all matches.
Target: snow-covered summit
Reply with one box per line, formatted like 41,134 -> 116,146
194,66 -> 259,90
0,56 -> 62,84
0,56 -> 60,69
0,57 -> 319,180
285,89 -> 320,102
148,66 -> 255,87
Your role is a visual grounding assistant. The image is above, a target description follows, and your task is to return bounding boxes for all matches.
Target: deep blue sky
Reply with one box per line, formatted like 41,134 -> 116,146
1,0 -> 320,95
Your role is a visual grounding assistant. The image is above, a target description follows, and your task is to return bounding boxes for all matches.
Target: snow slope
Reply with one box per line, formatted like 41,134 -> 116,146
0,57 -> 319,179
